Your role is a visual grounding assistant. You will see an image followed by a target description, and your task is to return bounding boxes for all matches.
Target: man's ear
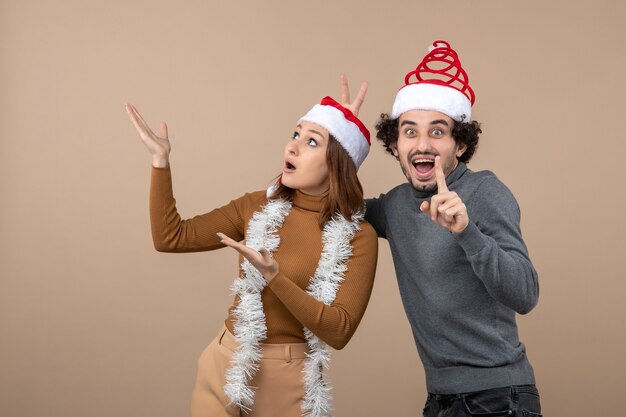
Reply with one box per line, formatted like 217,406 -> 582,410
391,142 -> 399,158
456,142 -> 467,158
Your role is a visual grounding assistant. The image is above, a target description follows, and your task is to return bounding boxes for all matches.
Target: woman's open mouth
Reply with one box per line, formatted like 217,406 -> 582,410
284,161 -> 296,173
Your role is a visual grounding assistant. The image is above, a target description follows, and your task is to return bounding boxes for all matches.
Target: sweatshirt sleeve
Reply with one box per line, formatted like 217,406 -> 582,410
365,196 -> 388,238
149,166 -> 251,252
453,176 -> 539,314
266,222 -> 378,349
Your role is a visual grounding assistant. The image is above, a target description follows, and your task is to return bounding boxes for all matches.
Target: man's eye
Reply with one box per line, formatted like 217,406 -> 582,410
432,129 -> 443,136
405,129 -> 416,135
292,132 -> 300,140
307,138 -> 318,147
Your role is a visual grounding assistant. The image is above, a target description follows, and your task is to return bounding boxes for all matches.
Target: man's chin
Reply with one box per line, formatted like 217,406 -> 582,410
410,179 -> 436,192
400,165 -> 436,192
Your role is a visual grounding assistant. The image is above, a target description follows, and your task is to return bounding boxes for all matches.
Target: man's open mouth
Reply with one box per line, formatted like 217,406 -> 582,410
411,157 -> 435,179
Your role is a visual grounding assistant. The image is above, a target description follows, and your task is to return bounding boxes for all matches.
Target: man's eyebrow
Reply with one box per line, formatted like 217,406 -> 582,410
430,119 -> 450,126
400,120 -> 417,127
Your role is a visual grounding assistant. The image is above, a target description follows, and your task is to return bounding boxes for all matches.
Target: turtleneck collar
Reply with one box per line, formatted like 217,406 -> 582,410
292,189 -> 326,213
410,161 -> 468,199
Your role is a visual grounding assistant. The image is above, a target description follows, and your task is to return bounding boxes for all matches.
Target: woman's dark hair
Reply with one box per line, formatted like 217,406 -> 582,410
270,135 -> 364,228
375,113 -> 482,163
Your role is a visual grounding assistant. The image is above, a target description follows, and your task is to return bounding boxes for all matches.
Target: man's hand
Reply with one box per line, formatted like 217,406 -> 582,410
339,74 -> 368,117
216,233 -> 279,283
419,156 -> 469,234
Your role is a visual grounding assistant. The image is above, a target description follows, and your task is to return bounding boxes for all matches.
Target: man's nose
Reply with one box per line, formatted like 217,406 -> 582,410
414,135 -> 430,152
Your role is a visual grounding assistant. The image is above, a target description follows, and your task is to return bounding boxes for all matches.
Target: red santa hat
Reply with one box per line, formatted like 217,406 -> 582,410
391,40 -> 475,122
298,96 -> 371,169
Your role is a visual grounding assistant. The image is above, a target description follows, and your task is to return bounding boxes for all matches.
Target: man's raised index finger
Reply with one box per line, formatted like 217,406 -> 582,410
435,156 -> 449,193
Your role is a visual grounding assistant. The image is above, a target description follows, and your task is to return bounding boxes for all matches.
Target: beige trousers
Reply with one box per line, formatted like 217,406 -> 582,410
190,326 -> 309,417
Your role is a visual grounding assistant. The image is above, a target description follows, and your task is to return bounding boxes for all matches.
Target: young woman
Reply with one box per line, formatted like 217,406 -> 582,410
126,78 -> 377,417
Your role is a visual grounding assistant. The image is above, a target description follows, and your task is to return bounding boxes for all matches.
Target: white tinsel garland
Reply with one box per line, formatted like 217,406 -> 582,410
224,199 -> 291,410
224,198 -> 362,417
302,212 -> 363,417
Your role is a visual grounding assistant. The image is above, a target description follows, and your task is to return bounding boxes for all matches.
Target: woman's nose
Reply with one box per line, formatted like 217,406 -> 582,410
286,139 -> 298,155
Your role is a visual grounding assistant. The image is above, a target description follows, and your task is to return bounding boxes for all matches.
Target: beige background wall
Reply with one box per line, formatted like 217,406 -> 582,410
1,1 -> 624,416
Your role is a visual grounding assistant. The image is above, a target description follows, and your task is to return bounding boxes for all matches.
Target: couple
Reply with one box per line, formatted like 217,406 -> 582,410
126,41 -> 541,417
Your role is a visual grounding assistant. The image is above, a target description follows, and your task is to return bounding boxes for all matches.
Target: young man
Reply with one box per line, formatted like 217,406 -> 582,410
365,40 -> 542,416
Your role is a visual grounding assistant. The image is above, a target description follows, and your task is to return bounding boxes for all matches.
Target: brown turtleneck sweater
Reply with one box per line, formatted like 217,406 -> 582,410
149,166 -> 377,349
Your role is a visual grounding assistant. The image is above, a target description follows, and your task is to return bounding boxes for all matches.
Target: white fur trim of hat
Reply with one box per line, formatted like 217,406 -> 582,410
298,96 -> 370,169
391,83 -> 472,122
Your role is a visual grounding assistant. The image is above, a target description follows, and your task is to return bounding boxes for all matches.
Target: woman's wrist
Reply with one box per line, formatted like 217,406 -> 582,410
152,155 -> 169,168
264,269 -> 279,283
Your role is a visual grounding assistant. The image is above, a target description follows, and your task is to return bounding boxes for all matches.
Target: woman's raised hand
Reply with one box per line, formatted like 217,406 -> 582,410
126,103 -> 171,168
339,74 -> 368,117
216,233 -> 279,283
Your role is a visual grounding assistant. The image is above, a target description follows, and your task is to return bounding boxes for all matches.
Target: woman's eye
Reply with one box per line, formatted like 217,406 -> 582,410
292,132 -> 300,140
307,138 -> 318,147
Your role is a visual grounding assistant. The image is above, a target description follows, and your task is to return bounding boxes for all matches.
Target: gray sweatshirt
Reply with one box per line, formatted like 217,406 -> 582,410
365,162 -> 538,394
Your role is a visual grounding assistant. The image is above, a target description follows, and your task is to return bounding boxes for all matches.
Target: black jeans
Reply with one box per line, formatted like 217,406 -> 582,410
422,385 -> 542,417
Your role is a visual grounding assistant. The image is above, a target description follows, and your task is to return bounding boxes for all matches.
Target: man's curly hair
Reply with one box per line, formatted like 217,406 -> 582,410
375,113 -> 482,164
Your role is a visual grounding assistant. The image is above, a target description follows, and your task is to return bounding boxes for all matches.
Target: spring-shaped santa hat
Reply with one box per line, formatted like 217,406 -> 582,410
391,40 -> 475,122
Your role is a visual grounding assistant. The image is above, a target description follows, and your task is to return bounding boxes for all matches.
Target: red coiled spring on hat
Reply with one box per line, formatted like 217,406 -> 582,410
404,40 -> 475,105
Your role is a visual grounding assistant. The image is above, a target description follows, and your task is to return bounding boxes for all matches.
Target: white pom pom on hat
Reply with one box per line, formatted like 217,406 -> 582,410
391,40 -> 476,122
298,96 -> 371,170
